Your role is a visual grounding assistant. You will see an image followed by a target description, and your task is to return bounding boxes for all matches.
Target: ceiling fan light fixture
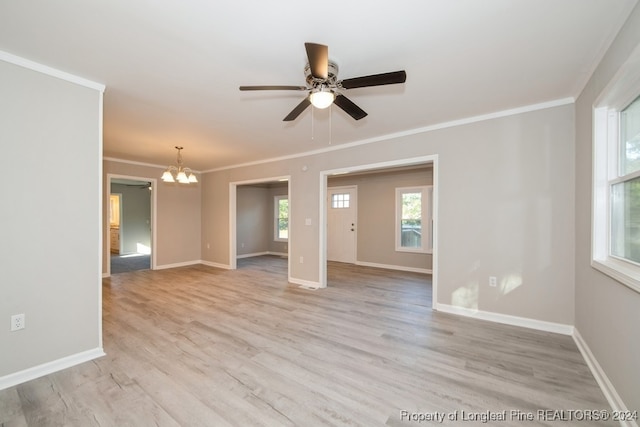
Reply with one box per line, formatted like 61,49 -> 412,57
310,88 -> 335,109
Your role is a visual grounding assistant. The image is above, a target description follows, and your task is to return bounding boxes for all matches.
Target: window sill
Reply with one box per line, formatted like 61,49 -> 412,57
395,248 -> 433,255
591,258 -> 640,294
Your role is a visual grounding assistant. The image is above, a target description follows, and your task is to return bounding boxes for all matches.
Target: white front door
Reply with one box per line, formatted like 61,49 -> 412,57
327,186 -> 357,263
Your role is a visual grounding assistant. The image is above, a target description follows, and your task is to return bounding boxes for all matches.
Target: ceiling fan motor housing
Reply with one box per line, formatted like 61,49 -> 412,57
305,60 -> 339,88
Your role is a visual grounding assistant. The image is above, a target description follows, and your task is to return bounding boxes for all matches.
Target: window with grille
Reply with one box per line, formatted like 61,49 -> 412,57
395,186 -> 432,253
274,196 -> 288,241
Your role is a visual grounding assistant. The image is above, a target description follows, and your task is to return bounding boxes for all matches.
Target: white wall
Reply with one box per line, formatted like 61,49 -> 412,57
202,102 -> 576,326
0,56 -> 104,383
575,3 -> 640,414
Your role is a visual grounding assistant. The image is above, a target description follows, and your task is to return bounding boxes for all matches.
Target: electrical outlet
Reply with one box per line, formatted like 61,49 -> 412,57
11,314 -> 25,331
299,256 -> 304,264
489,276 -> 497,287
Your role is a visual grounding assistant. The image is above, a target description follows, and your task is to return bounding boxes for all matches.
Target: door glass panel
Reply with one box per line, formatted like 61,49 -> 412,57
331,193 -> 350,209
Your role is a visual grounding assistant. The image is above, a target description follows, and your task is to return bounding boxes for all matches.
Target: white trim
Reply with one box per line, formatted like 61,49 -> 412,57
0,348 -> 105,391
435,303 -> 574,336
154,260 -> 201,270
592,43 -> 640,295
274,194 -> 289,242
237,251 -> 270,259
592,259 -> 640,294
395,185 -> 431,253
355,261 -> 432,275
200,260 -> 232,270
103,156 -> 205,174
97,91 -> 105,349
204,98 -> 574,173
237,251 -> 287,259
573,329 -> 639,427
268,251 -> 288,258
288,277 -> 321,289
0,50 -> 105,92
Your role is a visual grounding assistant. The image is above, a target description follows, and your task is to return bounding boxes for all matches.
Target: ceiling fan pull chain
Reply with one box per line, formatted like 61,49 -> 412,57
311,104 -> 315,142
329,104 -> 332,145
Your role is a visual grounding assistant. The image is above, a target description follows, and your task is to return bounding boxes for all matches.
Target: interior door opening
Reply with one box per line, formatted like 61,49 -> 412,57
230,176 -> 291,282
108,176 -> 155,275
320,156 -> 438,310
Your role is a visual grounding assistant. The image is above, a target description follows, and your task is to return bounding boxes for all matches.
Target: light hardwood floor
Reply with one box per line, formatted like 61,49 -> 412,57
0,256 -> 615,426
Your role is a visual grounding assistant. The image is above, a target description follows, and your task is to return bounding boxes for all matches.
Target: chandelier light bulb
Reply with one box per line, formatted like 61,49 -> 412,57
161,146 -> 198,184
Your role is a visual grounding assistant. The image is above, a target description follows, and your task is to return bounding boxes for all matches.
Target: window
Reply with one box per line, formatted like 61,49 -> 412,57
331,193 -> 350,209
274,196 -> 288,241
395,186 -> 432,253
593,90 -> 640,293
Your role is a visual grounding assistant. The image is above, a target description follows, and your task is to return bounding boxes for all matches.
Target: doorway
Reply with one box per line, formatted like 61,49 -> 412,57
107,175 -> 156,275
229,176 -> 291,280
319,155 -> 438,309
327,186 -> 357,263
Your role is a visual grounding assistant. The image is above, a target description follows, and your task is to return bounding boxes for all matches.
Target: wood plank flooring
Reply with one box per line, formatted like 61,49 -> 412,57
0,256 -> 615,426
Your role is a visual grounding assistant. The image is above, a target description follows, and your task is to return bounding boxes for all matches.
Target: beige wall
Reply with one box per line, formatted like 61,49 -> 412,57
103,160 -> 201,271
329,167 -> 433,271
236,185 -> 270,256
236,183 -> 289,257
0,58 -> 103,378
202,103 -> 576,326
575,3 -> 640,413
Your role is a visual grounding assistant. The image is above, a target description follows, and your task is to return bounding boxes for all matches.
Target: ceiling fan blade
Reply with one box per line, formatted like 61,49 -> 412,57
283,97 -> 311,121
304,42 -> 329,80
340,70 -> 407,89
334,94 -> 368,120
239,85 -> 307,91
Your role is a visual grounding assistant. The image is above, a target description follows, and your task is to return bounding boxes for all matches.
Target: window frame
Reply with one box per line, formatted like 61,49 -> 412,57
274,195 -> 288,242
395,185 -> 432,254
592,71 -> 640,294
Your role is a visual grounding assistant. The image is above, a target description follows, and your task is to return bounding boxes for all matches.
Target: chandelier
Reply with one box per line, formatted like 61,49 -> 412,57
161,146 -> 198,184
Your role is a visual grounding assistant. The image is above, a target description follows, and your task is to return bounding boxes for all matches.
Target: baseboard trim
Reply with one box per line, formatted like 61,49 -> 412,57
288,276 -> 322,289
434,303 -> 574,335
573,329 -> 638,427
237,251 -> 269,259
237,251 -> 288,259
155,260 -> 202,270
268,251 -> 288,258
0,347 -> 105,391
355,261 -> 432,274
200,260 -> 232,270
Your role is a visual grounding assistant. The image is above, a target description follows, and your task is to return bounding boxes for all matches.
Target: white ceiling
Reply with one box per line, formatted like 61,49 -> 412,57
0,0 -> 636,171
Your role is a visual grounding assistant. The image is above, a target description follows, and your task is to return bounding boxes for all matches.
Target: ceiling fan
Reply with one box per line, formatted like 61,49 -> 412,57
239,43 -> 407,121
